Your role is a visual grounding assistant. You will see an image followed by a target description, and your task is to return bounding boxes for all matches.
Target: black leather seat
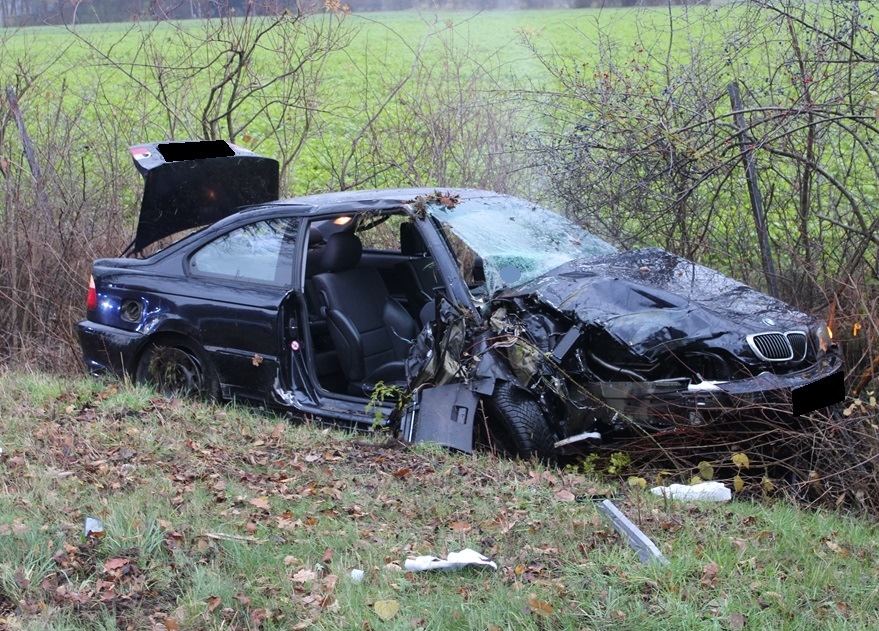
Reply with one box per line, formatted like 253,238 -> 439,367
312,232 -> 419,395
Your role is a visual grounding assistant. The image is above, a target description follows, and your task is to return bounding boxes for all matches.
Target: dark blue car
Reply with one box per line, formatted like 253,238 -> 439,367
78,140 -> 845,459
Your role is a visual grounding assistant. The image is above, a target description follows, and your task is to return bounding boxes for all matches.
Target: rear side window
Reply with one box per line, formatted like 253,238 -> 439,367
189,218 -> 299,285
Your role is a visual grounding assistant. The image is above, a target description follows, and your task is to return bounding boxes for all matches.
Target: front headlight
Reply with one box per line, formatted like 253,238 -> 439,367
814,322 -> 833,353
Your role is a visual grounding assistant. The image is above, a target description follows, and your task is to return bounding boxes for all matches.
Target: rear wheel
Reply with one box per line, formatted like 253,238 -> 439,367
484,381 -> 556,461
136,339 -> 219,400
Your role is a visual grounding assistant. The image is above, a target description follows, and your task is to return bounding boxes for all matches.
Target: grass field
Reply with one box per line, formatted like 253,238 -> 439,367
0,5 -> 741,195
1,370 -> 878,630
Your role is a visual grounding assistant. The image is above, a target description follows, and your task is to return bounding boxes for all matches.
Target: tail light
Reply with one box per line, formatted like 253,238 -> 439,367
86,275 -> 98,311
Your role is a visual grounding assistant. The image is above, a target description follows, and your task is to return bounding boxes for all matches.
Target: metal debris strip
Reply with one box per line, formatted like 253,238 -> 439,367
598,499 -> 669,565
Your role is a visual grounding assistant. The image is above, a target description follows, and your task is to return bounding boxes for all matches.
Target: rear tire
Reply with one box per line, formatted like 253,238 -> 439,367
136,339 -> 219,400
484,381 -> 556,461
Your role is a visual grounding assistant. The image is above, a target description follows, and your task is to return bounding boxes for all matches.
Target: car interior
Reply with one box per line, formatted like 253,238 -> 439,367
303,211 -> 443,397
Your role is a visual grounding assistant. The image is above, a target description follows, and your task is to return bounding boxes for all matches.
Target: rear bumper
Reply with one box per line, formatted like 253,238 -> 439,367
77,320 -> 146,377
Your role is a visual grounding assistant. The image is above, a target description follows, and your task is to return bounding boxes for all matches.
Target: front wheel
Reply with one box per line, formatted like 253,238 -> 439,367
484,381 -> 556,461
136,339 -> 219,400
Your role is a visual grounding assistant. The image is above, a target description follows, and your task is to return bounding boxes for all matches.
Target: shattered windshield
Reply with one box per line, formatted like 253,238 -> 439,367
427,193 -> 617,295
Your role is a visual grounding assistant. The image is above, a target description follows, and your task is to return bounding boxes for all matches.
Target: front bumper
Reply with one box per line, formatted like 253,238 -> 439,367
575,352 -> 844,431
77,320 -> 147,377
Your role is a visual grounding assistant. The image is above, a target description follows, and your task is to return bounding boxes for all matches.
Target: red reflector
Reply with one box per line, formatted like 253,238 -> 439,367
86,276 -> 98,310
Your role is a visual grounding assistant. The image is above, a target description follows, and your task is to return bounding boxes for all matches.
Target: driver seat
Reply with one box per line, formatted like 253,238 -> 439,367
311,232 -> 419,396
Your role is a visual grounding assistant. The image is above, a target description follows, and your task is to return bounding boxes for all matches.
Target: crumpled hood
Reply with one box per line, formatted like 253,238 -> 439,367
501,248 -> 817,361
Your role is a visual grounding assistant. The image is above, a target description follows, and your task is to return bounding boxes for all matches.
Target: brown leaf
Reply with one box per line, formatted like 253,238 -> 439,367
322,547 -> 334,565
701,561 -> 719,586
554,489 -> 576,502
103,558 -> 129,572
392,467 -> 411,477
205,595 -> 222,613
528,594 -> 555,616
450,521 -> 471,533
249,497 -> 271,510
292,568 -> 317,583
728,612 -> 746,629
825,540 -> 850,557
162,619 -> 181,631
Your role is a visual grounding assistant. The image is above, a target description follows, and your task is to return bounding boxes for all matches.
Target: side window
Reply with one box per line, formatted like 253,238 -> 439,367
189,218 -> 299,285
357,213 -> 405,251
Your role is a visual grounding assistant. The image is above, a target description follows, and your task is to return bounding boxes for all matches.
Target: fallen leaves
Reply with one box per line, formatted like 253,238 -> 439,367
292,568 -> 318,583
700,561 -> 720,588
373,599 -> 400,620
554,488 -> 576,502
249,496 -> 271,510
527,593 -> 555,617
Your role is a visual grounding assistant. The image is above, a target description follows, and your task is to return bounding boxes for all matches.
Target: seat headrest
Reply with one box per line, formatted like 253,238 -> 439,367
320,232 -> 362,273
308,225 -> 324,247
400,222 -> 428,256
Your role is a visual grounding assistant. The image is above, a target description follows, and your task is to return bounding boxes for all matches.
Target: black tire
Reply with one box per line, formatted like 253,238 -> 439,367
484,381 -> 556,461
135,339 -> 219,400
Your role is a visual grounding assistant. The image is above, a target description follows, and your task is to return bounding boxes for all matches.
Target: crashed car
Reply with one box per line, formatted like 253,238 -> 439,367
78,140 -> 845,459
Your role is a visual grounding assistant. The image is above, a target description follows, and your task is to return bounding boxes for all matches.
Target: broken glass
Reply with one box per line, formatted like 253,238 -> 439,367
427,194 -> 616,295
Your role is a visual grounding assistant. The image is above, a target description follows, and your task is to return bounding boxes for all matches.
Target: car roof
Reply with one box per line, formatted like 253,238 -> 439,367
264,187 -> 506,214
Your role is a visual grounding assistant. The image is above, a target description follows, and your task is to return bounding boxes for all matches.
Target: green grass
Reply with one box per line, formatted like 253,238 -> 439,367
1,370 -> 877,629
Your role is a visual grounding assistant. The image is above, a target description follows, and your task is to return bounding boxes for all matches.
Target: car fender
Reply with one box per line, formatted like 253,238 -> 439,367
140,313 -> 202,340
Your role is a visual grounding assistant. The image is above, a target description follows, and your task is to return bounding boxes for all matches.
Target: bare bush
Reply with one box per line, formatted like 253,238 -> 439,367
67,4 -> 354,192
314,14 -> 526,192
521,2 -> 879,308
519,1 -> 879,511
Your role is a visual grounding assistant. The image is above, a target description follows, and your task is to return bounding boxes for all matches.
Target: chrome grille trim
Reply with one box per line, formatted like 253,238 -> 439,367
747,332 -> 793,361
785,331 -> 808,361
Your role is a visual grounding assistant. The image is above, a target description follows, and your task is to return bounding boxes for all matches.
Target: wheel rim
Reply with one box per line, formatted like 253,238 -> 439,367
146,346 -> 205,397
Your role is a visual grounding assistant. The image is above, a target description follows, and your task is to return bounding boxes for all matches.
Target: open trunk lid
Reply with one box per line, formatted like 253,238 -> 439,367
129,140 -> 279,254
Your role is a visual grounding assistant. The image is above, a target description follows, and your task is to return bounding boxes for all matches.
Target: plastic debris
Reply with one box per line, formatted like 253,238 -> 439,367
598,499 -> 669,565
350,569 -> 365,582
84,516 -> 105,538
404,548 -> 497,572
650,481 -> 732,502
